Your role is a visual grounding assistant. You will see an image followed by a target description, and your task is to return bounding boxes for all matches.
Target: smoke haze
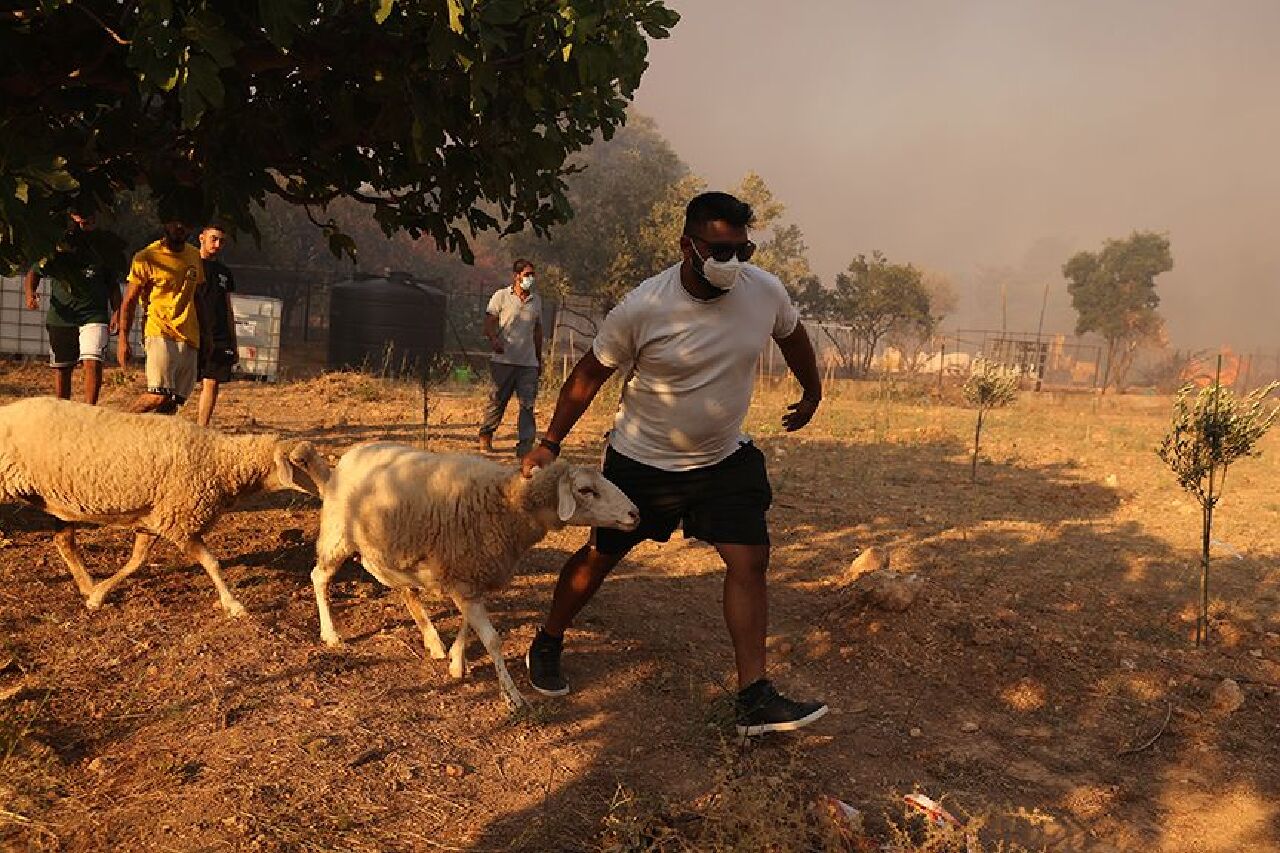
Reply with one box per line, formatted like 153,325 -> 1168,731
632,0 -> 1280,351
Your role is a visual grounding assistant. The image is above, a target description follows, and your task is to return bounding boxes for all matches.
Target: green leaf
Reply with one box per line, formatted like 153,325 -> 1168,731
327,231 -> 358,260
183,9 -> 241,67
180,53 -> 225,128
14,180 -> 29,203
260,0 -> 311,49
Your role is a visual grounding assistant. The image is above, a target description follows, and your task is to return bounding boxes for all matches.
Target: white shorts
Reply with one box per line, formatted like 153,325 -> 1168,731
144,336 -> 199,403
48,323 -> 109,368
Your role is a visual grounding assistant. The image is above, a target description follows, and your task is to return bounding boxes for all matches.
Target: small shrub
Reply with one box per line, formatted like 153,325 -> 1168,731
962,365 -> 1020,482
1157,379 -> 1279,646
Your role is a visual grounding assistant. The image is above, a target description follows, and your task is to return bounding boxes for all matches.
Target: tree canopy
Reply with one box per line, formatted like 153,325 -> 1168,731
502,112 -> 687,298
814,252 -> 934,375
0,0 -> 678,280
1063,230 -> 1172,391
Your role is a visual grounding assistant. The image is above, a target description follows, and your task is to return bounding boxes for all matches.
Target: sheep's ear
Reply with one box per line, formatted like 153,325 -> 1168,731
556,470 -> 577,521
277,441 -> 328,497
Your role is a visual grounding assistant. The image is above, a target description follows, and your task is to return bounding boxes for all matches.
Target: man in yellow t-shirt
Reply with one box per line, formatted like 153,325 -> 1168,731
117,216 -> 204,414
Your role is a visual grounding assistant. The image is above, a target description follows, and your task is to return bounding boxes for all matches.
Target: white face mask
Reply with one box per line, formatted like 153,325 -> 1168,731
690,242 -> 744,292
518,274 -> 535,293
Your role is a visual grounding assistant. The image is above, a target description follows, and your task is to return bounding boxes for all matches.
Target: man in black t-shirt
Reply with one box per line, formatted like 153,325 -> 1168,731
195,223 -> 238,427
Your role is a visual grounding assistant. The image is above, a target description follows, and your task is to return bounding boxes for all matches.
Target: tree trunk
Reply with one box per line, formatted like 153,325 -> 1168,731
1100,337 -> 1117,394
971,409 -> 985,482
1198,497 -> 1212,647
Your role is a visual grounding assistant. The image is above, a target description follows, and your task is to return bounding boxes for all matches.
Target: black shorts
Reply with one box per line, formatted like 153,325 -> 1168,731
593,442 -> 773,555
197,347 -> 235,383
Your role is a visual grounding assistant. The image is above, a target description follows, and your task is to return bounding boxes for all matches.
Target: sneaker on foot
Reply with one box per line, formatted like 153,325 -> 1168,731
735,679 -> 828,736
526,630 -> 569,696
478,434 -> 494,453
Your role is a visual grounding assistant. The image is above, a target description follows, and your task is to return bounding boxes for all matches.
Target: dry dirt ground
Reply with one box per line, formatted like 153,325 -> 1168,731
2,360 -> 1279,852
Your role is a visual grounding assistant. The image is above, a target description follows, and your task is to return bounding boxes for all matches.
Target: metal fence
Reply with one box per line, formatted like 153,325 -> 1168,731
1,275 -> 282,380
0,275 -> 143,359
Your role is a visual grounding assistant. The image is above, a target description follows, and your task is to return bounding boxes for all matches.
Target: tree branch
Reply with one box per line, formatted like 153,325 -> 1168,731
72,2 -> 131,45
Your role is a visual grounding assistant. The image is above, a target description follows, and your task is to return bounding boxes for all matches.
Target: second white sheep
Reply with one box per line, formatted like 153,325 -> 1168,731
310,442 -> 639,708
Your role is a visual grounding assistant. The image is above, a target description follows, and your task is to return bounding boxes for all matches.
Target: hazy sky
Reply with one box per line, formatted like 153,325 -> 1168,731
631,0 -> 1280,351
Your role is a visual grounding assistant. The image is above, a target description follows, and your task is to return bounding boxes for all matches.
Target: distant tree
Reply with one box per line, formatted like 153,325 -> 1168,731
1063,231 -> 1172,392
0,0 -> 678,279
791,275 -> 837,320
597,170 -> 811,304
832,252 -> 933,375
754,223 -> 813,289
504,113 -> 688,298
884,268 -> 957,371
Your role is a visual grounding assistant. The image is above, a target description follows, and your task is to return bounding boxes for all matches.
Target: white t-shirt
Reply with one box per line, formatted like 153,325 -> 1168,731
592,263 -> 800,471
486,287 -> 542,367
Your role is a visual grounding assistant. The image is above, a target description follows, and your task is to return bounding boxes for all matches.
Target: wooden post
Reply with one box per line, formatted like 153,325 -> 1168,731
938,340 -> 946,395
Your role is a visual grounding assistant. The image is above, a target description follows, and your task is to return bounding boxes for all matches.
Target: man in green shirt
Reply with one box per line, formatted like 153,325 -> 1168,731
23,212 -> 123,404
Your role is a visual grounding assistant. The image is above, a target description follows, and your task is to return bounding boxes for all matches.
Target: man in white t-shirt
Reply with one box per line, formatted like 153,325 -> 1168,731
479,259 -> 543,458
520,192 -> 827,737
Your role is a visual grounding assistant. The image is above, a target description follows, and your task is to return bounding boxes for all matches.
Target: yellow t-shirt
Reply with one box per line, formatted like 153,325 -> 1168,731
128,240 -> 204,347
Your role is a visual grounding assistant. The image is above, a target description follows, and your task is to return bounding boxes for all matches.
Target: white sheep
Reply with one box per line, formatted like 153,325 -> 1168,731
310,442 -> 639,708
0,397 -> 328,615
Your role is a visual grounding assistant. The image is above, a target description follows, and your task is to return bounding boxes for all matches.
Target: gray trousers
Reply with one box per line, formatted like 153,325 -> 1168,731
479,361 -> 539,450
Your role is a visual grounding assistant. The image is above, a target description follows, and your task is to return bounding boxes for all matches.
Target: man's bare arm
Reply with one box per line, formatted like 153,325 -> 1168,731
116,278 -> 148,366
775,322 -> 822,432
521,350 -> 616,475
23,268 -> 40,310
483,312 -> 502,352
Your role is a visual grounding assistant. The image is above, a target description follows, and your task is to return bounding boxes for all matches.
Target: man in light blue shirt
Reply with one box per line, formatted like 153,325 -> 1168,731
479,259 -> 543,457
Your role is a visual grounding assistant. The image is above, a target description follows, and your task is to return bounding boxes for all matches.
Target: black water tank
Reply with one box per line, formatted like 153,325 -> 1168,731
328,273 -> 447,375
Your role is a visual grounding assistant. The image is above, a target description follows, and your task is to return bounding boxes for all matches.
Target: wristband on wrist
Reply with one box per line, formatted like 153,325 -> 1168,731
539,437 -> 562,456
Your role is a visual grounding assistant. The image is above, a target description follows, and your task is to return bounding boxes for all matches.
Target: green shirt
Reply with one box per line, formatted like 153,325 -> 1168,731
41,229 -> 123,328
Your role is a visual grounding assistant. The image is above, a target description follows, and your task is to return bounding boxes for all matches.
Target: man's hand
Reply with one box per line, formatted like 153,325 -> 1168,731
489,336 -> 504,354
521,444 -> 556,478
24,292 -> 38,311
782,395 -> 820,432
116,339 -> 131,367
108,311 -> 119,335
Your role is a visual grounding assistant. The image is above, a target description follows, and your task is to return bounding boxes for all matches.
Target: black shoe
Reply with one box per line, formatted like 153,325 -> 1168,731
526,630 -> 569,696
735,679 -> 829,736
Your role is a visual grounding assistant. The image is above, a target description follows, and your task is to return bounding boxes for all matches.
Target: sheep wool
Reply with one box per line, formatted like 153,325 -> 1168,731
311,442 -> 639,707
0,397 -> 327,613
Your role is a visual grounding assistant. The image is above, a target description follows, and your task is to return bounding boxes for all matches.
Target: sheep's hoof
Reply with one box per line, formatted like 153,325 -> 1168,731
448,661 -> 466,680
321,635 -> 345,649
424,643 -> 448,660
221,601 -> 247,618
84,596 -> 104,611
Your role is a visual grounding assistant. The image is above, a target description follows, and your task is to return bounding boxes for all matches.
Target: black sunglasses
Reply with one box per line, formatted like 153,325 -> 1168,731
688,234 -> 756,263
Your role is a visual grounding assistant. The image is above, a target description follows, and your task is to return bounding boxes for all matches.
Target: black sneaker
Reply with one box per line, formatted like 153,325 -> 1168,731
735,679 -> 829,736
526,630 -> 569,696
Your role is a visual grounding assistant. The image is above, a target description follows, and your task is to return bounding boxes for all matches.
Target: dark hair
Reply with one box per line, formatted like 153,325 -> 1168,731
201,222 -> 228,235
683,192 -> 753,235
512,258 -> 534,274
157,187 -> 203,226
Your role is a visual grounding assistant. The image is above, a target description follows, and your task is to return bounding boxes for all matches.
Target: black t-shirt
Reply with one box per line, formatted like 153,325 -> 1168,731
198,259 -> 236,349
